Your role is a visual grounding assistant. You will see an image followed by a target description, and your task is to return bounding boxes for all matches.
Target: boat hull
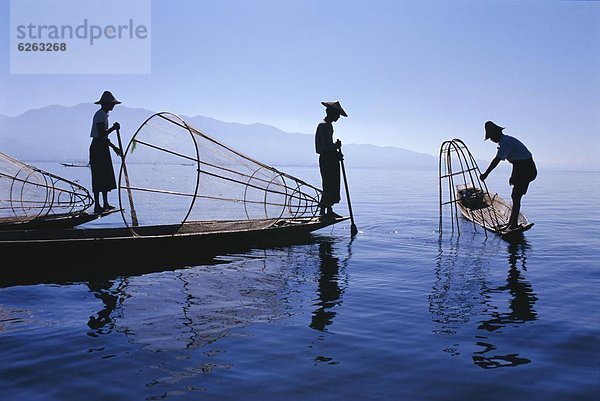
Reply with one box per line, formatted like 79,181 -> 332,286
0,209 -> 119,231
455,189 -> 532,237
0,216 -> 347,285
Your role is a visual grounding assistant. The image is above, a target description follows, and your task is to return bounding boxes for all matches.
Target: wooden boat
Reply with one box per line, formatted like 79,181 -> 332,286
0,216 -> 347,284
0,209 -> 119,231
455,184 -> 533,238
0,112 -> 351,284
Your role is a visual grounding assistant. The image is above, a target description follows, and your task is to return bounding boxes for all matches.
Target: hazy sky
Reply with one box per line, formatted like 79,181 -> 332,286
1,0 -> 598,169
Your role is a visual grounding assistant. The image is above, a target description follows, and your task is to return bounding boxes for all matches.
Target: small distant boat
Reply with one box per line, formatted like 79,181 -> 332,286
60,162 -> 90,168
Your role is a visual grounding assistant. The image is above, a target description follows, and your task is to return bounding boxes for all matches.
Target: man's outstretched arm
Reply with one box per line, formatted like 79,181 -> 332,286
480,157 -> 501,181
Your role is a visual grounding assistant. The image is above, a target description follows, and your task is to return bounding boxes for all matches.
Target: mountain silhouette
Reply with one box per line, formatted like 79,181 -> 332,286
0,104 -> 438,169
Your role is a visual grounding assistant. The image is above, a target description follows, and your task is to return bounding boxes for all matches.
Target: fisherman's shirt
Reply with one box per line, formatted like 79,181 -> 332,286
90,109 -> 109,138
496,134 -> 532,163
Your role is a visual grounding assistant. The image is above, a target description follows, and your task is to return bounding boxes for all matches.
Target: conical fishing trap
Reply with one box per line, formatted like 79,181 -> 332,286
0,151 -> 92,226
118,112 -> 323,234
438,138 -> 528,237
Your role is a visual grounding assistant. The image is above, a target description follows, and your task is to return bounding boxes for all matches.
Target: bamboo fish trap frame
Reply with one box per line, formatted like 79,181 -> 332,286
118,112 -> 323,235
438,138 -> 531,237
0,151 -> 93,227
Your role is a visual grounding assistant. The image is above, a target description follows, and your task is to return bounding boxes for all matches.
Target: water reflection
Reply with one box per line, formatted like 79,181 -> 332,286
473,237 -> 537,368
310,238 -> 346,332
85,255 -> 284,350
80,236 -> 351,395
478,239 -> 537,331
430,235 -> 490,339
309,236 -> 351,366
86,279 -> 128,336
84,241 -> 347,345
431,236 -> 538,368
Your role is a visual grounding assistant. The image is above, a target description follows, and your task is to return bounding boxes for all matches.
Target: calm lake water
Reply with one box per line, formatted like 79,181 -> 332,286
1,163 -> 598,400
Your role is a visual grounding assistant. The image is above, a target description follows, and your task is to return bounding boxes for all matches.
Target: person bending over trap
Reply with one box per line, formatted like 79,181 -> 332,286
480,120 -> 537,231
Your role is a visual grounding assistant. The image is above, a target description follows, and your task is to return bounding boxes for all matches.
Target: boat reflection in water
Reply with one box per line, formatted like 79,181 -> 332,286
79,235 -> 351,391
82,236 -> 351,380
84,250 -> 286,349
430,236 -> 538,368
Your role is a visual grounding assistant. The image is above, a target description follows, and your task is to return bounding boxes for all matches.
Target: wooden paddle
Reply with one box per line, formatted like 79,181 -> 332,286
338,143 -> 358,236
115,128 -> 139,226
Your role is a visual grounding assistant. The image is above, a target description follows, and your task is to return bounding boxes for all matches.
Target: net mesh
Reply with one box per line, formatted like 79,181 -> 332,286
118,112 -> 321,230
0,151 -> 93,224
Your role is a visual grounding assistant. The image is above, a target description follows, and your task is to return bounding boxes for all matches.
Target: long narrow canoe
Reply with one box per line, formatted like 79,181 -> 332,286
455,185 -> 533,238
0,209 -> 120,231
0,216 -> 347,285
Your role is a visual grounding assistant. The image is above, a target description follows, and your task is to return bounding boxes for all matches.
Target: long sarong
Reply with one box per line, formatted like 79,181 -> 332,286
319,152 -> 341,207
89,137 -> 117,193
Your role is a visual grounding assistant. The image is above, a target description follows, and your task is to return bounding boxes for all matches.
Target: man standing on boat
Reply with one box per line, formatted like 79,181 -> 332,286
480,121 -> 537,231
315,101 -> 348,218
89,91 -> 123,214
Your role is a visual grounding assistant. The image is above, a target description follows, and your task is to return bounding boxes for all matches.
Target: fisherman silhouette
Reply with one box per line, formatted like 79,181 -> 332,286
315,101 -> 347,219
89,91 -> 123,214
480,121 -> 537,231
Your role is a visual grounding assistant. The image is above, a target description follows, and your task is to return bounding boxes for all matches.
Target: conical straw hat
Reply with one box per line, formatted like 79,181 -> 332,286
95,91 -> 121,105
321,101 -> 348,117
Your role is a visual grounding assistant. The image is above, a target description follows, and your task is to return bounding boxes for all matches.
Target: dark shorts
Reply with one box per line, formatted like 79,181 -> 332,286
510,158 -> 537,196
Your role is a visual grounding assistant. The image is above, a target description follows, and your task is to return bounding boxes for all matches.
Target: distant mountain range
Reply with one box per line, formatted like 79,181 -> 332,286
0,104 -> 439,169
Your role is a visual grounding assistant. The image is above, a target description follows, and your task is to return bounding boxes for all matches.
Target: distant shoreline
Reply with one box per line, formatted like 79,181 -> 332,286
24,160 -> 600,174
